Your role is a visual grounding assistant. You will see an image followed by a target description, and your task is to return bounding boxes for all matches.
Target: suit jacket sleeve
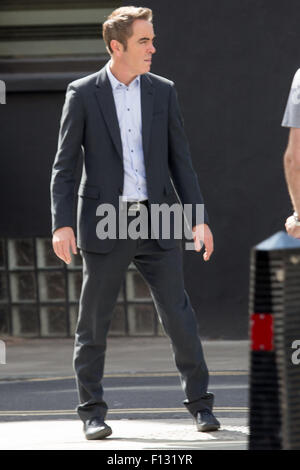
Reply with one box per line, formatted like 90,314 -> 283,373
50,84 -> 85,234
167,82 -> 209,227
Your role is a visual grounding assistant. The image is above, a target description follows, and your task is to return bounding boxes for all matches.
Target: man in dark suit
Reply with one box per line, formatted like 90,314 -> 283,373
50,6 -> 220,440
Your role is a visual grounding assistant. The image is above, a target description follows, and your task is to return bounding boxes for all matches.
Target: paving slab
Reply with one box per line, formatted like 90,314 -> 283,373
0,417 -> 248,450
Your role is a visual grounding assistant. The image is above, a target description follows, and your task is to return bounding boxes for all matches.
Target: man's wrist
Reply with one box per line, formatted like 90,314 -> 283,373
293,211 -> 300,226
192,223 -> 208,229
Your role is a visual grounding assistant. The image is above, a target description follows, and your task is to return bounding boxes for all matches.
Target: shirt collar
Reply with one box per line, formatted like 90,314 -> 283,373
106,60 -> 140,90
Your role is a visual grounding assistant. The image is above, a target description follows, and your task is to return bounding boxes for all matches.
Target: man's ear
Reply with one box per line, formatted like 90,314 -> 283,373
110,39 -> 123,56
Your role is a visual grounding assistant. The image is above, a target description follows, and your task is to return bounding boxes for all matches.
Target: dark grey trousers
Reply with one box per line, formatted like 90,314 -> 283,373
73,214 -> 212,422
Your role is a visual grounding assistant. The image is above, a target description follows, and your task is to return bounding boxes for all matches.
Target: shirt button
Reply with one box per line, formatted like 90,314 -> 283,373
128,129 -> 131,132
127,108 -> 130,111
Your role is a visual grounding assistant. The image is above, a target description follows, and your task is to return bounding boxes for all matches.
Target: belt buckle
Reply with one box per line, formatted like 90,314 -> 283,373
128,201 -> 140,213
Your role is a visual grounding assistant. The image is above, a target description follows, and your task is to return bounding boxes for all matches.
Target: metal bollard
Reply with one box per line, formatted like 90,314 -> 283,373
249,231 -> 300,450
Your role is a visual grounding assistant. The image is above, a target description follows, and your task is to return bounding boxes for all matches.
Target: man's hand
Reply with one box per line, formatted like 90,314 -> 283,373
285,215 -> 300,238
192,223 -> 214,261
52,226 -> 77,264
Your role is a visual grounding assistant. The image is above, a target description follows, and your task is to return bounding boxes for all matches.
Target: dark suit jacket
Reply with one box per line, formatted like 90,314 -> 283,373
50,64 -> 209,253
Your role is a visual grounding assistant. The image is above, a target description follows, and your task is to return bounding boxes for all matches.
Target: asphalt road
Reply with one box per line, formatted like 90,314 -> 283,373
0,371 -> 248,422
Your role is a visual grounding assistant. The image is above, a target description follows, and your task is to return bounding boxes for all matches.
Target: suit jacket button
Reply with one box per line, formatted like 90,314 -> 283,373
118,187 -> 123,194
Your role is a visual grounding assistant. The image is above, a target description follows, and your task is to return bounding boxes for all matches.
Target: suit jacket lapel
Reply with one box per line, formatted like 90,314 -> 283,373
95,66 -> 123,161
141,74 -> 154,167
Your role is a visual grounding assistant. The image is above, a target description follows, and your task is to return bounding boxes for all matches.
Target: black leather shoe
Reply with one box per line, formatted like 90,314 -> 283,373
83,417 -> 112,440
195,409 -> 220,432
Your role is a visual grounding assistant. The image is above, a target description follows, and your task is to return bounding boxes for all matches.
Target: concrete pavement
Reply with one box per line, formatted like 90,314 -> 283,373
0,418 -> 248,450
1,336 -> 249,378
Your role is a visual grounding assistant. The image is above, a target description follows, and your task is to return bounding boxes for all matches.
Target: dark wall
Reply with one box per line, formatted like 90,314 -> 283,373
1,0 -> 300,337
122,0 -> 299,338
0,91 -> 63,237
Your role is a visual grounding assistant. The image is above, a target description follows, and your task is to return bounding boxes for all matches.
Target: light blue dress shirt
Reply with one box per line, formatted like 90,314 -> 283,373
106,61 -> 148,202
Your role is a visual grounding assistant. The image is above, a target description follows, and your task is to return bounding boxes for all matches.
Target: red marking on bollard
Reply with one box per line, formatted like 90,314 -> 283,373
251,313 -> 273,351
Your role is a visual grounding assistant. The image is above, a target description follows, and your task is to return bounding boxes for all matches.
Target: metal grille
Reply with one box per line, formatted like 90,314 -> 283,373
249,231 -> 300,450
274,254 -> 300,449
0,24 -> 102,41
249,249 -> 282,450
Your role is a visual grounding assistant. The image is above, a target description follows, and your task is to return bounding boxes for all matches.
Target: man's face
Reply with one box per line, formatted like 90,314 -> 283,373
118,19 -> 156,75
